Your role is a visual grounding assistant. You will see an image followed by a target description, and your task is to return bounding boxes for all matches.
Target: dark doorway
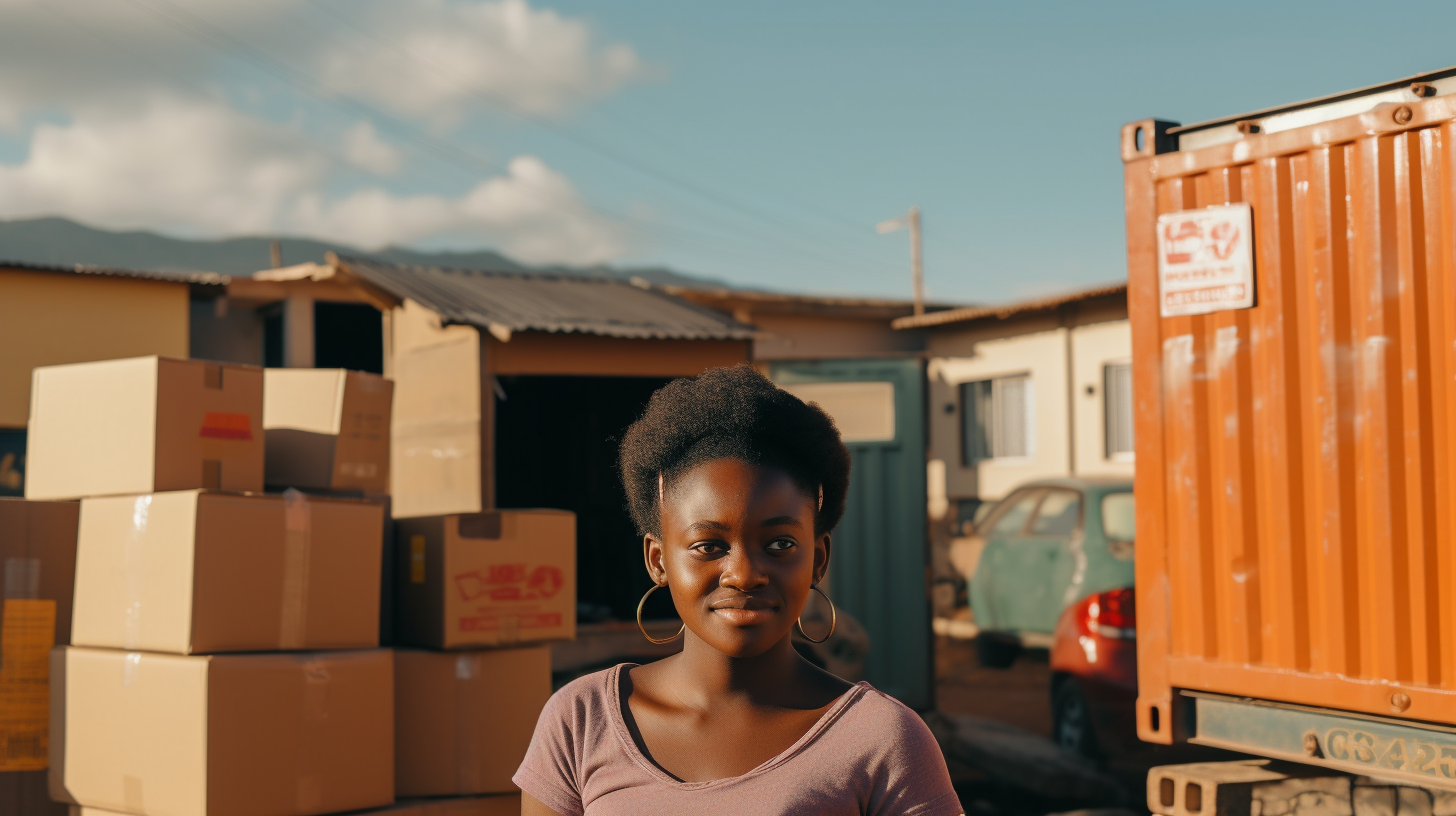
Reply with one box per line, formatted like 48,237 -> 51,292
494,375 -> 672,622
314,302 -> 384,374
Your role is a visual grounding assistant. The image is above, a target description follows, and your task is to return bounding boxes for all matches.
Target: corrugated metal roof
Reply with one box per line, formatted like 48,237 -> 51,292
891,282 -> 1126,330
337,256 -> 757,340
0,259 -> 229,286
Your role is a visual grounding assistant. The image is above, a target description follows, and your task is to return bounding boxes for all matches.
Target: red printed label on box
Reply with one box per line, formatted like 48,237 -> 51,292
199,412 -> 254,440
454,564 -> 564,602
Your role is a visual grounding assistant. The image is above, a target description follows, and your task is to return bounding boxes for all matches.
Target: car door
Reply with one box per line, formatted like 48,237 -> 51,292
999,487 -> 1083,637
968,488 -> 1044,632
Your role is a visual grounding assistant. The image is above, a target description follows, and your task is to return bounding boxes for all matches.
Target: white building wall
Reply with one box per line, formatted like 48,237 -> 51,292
1069,319 -> 1135,479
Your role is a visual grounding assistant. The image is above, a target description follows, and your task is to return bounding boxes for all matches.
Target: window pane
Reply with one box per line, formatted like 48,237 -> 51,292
988,490 -> 1042,536
991,374 -> 1031,458
1029,489 -> 1081,536
1104,363 -> 1134,457
1102,492 -> 1136,542
960,380 -> 992,465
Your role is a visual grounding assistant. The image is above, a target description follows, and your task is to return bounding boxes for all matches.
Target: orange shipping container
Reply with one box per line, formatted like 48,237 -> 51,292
1124,70 -> 1456,753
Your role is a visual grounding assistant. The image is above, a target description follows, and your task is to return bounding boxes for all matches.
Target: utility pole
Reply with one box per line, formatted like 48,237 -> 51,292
270,240 -> 283,269
877,207 -> 925,315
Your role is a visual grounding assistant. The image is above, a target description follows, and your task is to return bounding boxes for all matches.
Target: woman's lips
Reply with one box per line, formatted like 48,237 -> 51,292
709,596 -> 778,625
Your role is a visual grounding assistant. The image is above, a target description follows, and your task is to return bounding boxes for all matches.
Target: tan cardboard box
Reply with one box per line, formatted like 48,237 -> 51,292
71,490 -> 383,654
263,369 -> 393,494
25,357 -> 264,500
72,794 -> 519,816
395,647 -> 550,796
1,770 -> 66,816
51,647 -> 394,816
389,301 -> 484,520
0,499 -> 80,772
394,510 -> 575,649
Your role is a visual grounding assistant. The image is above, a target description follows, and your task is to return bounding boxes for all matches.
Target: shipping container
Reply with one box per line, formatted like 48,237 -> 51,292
1124,67 -> 1456,792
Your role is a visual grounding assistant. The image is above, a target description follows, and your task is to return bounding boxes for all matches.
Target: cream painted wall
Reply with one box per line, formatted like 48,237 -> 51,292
1070,319 -> 1134,479
0,270 -> 189,428
928,328 -> 1070,502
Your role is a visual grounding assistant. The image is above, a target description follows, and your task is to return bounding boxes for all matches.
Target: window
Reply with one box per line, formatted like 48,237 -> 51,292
1029,489 -> 1082,536
1104,362 -> 1134,459
1101,492 -> 1135,542
961,374 -> 1033,464
987,489 -> 1043,537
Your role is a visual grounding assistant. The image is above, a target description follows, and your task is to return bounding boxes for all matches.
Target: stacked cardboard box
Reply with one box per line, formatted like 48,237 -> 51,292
392,507 -> 577,796
24,357 -> 394,816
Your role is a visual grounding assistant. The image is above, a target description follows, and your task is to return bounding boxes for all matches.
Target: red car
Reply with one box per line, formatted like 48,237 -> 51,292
1048,587 -> 1137,762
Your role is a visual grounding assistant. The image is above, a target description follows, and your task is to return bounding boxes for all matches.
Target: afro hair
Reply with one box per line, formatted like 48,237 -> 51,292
619,364 -> 852,538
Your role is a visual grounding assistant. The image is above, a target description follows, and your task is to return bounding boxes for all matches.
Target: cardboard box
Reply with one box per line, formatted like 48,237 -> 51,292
395,647 -> 550,796
71,490 -> 383,654
72,794 -> 519,816
51,647 -> 394,816
25,357 -> 264,500
394,510 -> 575,649
389,302 -> 484,520
0,499 -> 80,772
1,770 -> 66,816
263,369 -> 393,494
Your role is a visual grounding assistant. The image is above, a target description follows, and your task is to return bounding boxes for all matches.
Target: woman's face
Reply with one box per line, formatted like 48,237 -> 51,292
646,458 -> 829,658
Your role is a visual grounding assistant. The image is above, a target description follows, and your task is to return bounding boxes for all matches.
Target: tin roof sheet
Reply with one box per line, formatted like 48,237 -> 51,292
338,256 -> 757,340
0,259 -> 229,286
891,283 -> 1126,329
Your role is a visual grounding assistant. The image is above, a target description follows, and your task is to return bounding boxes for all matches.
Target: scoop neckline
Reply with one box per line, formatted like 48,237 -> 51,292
607,662 -> 870,790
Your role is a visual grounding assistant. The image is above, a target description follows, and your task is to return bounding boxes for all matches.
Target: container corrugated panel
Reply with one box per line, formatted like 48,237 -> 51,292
1123,93 -> 1456,744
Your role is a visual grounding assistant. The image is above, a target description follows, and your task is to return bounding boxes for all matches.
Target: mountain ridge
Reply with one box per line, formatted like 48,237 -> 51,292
0,217 -> 730,289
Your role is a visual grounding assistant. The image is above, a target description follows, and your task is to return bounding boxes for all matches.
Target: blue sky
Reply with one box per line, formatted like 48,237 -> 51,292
2,1 -> 1455,302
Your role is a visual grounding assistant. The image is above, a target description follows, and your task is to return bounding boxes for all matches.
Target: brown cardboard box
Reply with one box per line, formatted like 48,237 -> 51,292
263,369 -> 393,494
72,794 -> 519,816
395,647 -> 550,796
1,770 -> 66,816
51,647 -> 394,816
0,499 -> 80,772
25,357 -> 264,501
71,490 -> 383,654
394,510 -> 575,649
389,301 -> 484,520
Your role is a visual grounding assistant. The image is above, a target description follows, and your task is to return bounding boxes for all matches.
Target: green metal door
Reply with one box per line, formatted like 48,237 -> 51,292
770,359 -> 931,710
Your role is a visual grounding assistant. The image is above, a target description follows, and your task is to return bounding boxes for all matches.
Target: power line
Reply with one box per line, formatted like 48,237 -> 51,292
308,0 -> 875,241
115,0 -> 887,276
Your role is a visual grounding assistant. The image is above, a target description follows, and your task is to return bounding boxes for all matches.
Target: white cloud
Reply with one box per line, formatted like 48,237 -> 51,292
342,121 -> 402,175
0,98 -> 629,264
313,0 -> 646,122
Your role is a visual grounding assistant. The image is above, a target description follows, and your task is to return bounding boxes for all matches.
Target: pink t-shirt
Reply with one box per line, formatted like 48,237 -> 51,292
513,664 -> 963,816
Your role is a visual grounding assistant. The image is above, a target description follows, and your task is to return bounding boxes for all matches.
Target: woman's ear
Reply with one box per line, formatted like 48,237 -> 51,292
813,533 -> 832,585
643,533 -> 666,585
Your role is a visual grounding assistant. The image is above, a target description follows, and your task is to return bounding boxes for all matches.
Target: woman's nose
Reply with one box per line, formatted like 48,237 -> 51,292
719,545 -> 769,590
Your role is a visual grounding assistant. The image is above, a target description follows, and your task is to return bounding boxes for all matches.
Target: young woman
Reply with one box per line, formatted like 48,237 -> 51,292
515,365 -> 961,816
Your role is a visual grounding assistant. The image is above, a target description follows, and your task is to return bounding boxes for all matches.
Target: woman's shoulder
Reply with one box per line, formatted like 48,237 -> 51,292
833,682 -> 943,757
540,664 -> 623,722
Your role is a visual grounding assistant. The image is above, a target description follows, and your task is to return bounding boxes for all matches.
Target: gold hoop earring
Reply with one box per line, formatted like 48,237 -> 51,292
636,583 -> 684,644
796,584 -> 836,644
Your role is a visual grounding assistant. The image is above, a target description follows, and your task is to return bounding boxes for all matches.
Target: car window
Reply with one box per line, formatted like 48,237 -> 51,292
987,490 -> 1043,536
1029,488 -> 1081,536
1102,491 -> 1135,541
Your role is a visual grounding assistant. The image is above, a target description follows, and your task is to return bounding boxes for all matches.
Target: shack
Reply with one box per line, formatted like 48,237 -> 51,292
0,260 -> 228,495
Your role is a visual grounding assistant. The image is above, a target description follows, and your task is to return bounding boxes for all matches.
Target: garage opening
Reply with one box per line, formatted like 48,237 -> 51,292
493,375 -> 675,623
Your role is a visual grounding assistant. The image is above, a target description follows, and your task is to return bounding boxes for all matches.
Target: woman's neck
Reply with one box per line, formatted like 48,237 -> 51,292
665,632 -> 813,711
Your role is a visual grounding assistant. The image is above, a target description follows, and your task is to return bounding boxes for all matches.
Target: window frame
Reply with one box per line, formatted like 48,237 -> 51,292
959,372 -> 1036,466
1103,360 -> 1135,462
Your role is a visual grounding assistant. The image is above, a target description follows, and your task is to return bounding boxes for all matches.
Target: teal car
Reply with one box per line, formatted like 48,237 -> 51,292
967,478 -> 1135,668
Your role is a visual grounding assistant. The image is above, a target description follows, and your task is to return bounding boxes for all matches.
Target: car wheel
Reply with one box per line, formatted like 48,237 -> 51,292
974,633 -> 1020,669
1052,677 -> 1101,762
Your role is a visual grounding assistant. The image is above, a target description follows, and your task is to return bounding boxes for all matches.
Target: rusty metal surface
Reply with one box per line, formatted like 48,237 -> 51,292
1124,87 -> 1456,745
0,259 -> 229,286
338,256 -> 757,341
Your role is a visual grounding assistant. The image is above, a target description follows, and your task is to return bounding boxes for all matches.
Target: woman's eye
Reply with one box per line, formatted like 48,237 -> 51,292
691,541 -> 727,555
766,538 -> 797,552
